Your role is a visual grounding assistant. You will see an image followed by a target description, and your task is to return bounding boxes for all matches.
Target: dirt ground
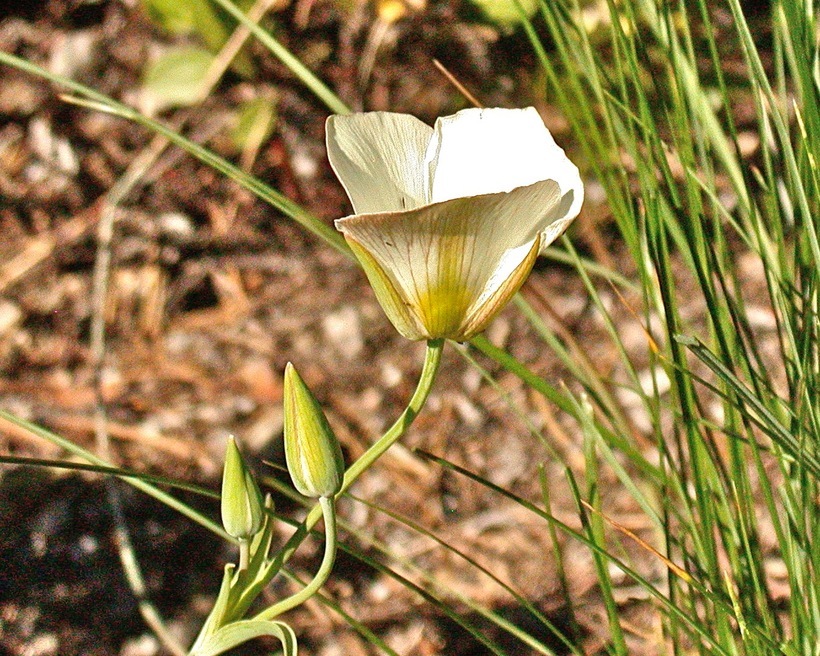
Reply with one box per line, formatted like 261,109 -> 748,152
0,1 -> 660,655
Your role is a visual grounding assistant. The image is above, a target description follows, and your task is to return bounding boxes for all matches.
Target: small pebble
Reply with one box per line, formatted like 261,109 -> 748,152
0,299 -> 22,335
322,305 -> 364,358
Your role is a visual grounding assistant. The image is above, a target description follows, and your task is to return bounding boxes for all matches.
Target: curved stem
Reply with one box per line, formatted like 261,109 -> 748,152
255,496 -> 337,621
338,338 -> 444,493
234,339 -> 445,615
296,339 -> 443,528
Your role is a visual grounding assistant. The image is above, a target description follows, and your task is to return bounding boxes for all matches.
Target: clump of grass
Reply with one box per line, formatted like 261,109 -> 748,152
509,0 -> 819,651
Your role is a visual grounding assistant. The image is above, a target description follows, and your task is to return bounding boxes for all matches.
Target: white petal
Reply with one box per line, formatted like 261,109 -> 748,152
426,107 -> 584,226
537,189 -> 581,253
326,113 -> 433,214
336,179 -> 562,340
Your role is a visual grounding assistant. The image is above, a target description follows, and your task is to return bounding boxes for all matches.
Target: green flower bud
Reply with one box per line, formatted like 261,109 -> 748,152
283,363 -> 345,498
221,436 -> 265,540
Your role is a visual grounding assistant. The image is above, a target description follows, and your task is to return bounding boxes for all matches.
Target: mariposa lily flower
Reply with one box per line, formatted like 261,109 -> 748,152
327,107 -> 583,341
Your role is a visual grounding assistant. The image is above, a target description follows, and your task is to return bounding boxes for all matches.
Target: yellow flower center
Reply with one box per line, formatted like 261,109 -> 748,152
415,236 -> 474,339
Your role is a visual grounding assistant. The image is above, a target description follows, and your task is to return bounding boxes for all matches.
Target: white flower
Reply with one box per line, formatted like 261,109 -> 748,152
327,107 -> 583,341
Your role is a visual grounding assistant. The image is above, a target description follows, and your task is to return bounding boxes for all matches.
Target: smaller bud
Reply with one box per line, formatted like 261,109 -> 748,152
283,363 -> 345,498
221,436 -> 264,540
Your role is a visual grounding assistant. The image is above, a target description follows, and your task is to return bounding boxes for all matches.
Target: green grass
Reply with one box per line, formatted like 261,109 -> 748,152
2,0 -> 818,653
516,0 -> 819,651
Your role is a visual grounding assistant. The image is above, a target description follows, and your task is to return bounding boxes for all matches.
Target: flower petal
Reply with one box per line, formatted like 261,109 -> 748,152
326,112 -> 433,214
336,178 -> 563,340
426,107 -> 584,225
345,238 -> 429,340
459,236 -> 541,339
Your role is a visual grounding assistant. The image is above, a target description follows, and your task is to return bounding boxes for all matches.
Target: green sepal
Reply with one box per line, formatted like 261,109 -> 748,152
189,496 -> 280,652
187,563 -> 237,654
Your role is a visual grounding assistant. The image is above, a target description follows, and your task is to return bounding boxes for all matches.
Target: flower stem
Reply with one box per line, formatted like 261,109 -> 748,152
227,339 -> 444,621
338,338 -> 444,492
258,341 -> 443,579
238,540 -> 250,572
254,496 -> 337,621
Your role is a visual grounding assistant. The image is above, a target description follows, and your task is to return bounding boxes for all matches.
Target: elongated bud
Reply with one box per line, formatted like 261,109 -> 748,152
221,436 -> 265,540
283,363 -> 345,498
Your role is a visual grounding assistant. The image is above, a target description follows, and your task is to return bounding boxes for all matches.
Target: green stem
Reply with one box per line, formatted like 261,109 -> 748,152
238,540 -> 250,572
255,496 -> 337,621
338,338 -> 444,492
232,339 -> 444,615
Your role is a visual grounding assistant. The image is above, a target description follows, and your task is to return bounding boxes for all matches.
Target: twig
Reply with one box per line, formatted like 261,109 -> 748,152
196,0 -> 283,104
0,202 -> 101,292
432,59 -> 483,108
579,499 -> 692,583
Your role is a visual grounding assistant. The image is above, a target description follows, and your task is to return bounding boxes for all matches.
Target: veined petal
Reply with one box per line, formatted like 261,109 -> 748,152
345,238 -> 429,340
459,236 -> 541,339
336,179 -> 563,341
326,113 -> 433,214
426,107 -> 584,226
538,209 -> 577,254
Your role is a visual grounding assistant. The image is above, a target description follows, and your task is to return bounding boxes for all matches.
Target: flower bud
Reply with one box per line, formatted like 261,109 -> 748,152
283,363 -> 345,498
221,436 -> 264,540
